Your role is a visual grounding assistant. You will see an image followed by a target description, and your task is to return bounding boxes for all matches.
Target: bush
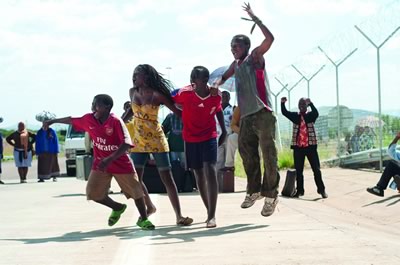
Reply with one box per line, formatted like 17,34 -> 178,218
278,149 -> 294,169
234,148 -> 295,178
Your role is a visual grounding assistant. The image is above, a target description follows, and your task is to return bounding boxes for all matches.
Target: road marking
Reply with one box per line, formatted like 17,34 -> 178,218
111,195 -> 158,265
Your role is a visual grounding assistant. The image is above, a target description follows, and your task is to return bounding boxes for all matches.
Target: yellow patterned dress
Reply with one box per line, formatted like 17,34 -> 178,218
131,103 -> 169,153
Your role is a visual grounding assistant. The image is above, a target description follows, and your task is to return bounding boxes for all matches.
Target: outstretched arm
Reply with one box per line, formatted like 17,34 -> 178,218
243,3 -> 274,64
157,93 -> 182,117
43,117 -> 72,130
220,62 -> 235,86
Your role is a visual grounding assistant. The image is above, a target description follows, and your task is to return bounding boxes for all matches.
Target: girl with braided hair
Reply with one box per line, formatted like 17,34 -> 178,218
129,64 -> 193,226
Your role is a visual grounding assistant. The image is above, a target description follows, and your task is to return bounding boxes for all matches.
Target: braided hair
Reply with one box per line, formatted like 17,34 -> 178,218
133,64 -> 173,102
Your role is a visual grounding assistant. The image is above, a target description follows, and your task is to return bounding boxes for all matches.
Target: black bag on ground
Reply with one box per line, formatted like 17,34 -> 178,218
171,160 -> 196,192
182,170 -> 196,192
281,169 -> 297,197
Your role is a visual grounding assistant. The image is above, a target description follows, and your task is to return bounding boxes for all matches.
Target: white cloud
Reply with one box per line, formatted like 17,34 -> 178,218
275,0 -> 379,16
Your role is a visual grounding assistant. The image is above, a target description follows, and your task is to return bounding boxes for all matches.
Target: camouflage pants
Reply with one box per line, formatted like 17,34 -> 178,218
239,109 -> 279,198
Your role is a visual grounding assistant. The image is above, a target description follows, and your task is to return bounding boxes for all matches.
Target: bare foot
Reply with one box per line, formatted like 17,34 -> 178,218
146,206 -> 157,217
206,218 -> 217,228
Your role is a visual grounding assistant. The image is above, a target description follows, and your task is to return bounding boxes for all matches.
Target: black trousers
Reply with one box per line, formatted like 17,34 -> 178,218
377,161 -> 400,189
293,146 -> 325,193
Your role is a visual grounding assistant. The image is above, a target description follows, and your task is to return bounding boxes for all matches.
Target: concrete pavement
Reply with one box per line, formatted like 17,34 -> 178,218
1,159 -> 400,265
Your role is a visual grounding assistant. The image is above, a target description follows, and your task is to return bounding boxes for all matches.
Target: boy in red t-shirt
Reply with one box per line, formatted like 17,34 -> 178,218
173,66 -> 227,228
43,94 -> 154,230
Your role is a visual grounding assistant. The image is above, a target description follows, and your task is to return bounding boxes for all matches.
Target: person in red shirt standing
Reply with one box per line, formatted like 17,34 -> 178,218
281,97 -> 327,199
43,94 -> 155,230
174,66 -> 227,228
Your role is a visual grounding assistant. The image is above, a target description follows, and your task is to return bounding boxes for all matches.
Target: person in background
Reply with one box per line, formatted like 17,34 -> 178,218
0,128 -> 4,184
222,106 -> 240,174
162,110 -> 185,168
35,124 -> 60,182
281,97 -> 328,199
43,94 -> 155,230
121,101 -> 133,124
350,125 -> 362,153
214,3 -> 279,217
367,132 -> 400,197
6,122 -> 36,183
216,91 -> 234,192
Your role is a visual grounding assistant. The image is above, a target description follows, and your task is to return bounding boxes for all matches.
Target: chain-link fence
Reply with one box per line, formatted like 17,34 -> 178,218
272,0 -> 400,169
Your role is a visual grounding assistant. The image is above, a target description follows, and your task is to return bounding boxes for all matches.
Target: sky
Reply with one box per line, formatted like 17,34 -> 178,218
0,0 -> 399,129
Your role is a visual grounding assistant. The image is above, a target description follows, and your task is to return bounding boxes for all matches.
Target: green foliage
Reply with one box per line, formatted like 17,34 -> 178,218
0,129 -> 14,137
277,149 -> 294,169
234,155 -> 246,179
234,148 -> 295,179
57,130 -> 65,143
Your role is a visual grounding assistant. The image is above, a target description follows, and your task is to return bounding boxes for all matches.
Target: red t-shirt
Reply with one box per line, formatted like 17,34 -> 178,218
173,85 -> 222,143
71,113 -> 135,174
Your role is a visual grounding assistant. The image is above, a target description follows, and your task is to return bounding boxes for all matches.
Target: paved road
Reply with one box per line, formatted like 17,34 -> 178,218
1,159 -> 400,265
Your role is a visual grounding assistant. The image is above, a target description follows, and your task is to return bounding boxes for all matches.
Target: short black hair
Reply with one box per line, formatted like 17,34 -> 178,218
232,34 -> 251,50
94,94 -> 114,110
190,66 -> 209,82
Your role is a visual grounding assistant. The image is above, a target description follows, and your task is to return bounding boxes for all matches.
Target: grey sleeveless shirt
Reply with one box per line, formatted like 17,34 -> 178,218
234,55 -> 273,118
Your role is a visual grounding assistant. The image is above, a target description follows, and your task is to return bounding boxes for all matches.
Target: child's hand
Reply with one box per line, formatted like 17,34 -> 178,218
218,131 -> 227,147
210,87 -> 219,96
242,2 -> 255,18
98,157 -> 112,171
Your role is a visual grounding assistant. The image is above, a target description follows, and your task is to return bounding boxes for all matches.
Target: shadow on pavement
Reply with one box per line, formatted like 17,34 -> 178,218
2,223 -> 268,245
147,223 -> 268,245
53,193 -> 87,198
362,194 -> 400,207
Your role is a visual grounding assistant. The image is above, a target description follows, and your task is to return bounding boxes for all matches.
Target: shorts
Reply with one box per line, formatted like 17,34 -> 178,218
86,170 -> 144,201
185,138 -> 217,170
130,152 -> 171,171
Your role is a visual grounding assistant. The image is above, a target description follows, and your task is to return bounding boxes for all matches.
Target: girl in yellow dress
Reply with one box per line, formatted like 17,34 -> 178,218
129,64 -> 192,226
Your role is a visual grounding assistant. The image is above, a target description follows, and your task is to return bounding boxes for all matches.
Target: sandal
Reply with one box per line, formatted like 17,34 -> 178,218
136,217 -> 155,230
108,204 -> 127,226
177,217 -> 193,226
206,218 -> 217,228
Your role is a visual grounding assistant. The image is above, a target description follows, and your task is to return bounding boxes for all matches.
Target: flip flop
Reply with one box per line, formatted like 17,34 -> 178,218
206,218 -> 217,228
136,218 -> 155,230
177,216 -> 193,226
108,204 -> 127,226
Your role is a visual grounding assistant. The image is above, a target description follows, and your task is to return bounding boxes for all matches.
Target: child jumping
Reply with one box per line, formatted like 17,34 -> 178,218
173,66 -> 227,228
43,94 -> 154,230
